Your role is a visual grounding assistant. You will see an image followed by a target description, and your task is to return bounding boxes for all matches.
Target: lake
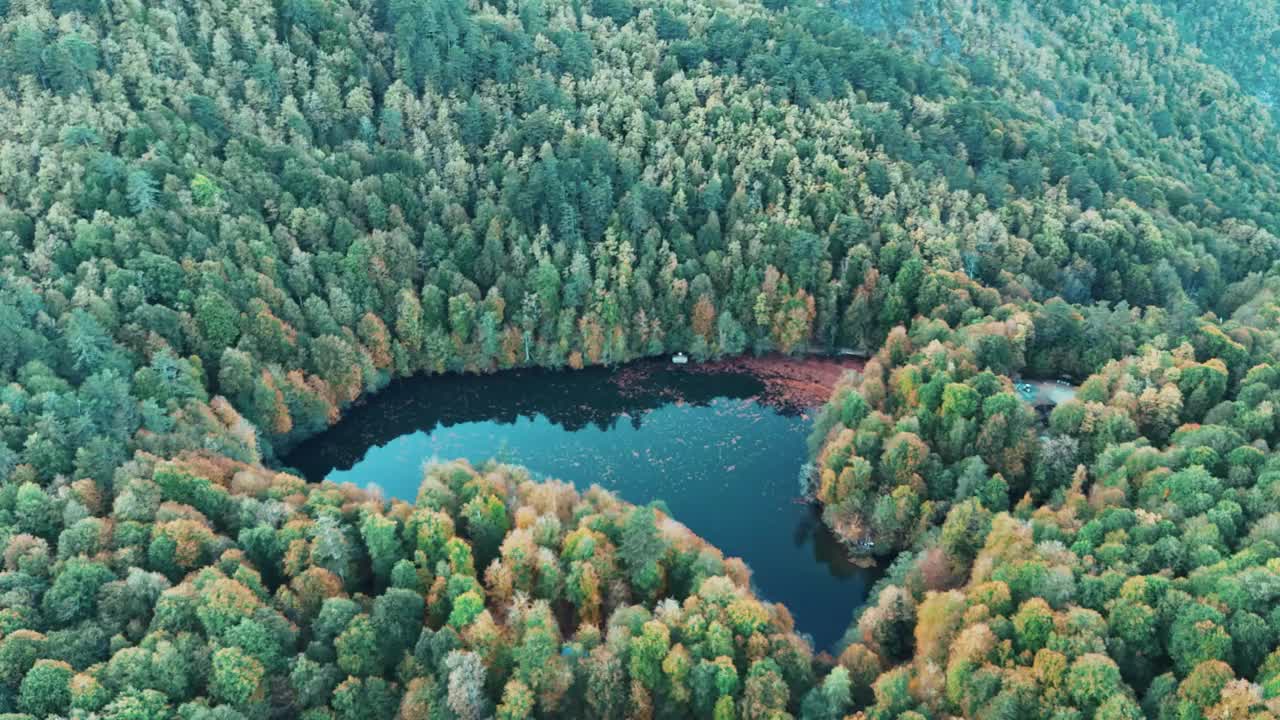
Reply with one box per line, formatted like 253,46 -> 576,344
282,360 -> 880,651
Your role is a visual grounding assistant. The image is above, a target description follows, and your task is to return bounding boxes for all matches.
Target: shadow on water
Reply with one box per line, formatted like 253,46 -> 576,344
281,359 -> 884,651
792,506 -> 872,580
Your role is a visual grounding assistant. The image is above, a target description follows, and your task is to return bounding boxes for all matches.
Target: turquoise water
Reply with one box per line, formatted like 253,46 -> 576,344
283,362 -> 879,650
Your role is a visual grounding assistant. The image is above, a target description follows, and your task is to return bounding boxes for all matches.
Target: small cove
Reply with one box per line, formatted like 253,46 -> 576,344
283,360 -> 882,650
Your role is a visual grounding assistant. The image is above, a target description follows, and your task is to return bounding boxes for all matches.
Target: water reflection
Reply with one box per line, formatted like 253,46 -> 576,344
285,363 -> 767,475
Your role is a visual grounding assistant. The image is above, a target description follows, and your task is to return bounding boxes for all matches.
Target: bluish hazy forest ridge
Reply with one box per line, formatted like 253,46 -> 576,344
1,0 -> 1280,716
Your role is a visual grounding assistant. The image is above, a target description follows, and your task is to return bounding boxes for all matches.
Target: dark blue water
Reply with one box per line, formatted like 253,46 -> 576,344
283,362 -> 879,650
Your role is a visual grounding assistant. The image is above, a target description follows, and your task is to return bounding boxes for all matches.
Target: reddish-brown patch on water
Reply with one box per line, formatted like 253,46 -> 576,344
611,362 -> 688,402
611,354 -> 865,411
693,354 -> 865,409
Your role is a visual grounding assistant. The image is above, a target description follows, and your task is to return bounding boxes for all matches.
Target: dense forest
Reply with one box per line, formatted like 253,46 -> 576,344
2,0 -> 1280,716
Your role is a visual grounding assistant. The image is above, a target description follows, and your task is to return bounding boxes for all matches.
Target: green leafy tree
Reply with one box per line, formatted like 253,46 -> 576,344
336,614 -> 381,676
210,646 -> 265,705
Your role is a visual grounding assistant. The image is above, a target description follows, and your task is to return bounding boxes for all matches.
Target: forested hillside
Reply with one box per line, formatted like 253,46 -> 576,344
2,0 -> 1280,716
3,0 -> 1280,461
1151,0 -> 1279,108
806,277 -> 1280,720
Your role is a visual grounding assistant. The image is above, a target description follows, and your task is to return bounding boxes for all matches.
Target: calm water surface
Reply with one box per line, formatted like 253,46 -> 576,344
283,362 -> 880,650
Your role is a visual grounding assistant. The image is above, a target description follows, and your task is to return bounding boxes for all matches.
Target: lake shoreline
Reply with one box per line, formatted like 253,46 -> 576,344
278,354 -> 883,650
271,351 -> 866,461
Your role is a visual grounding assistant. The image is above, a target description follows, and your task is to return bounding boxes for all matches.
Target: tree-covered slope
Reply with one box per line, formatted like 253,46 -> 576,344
1,457 -> 837,718
1153,0 -> 1280,108
2,0 -> 1279,461
3,0 -> 1280,717
846,0 -> 1280,230
806,265 -> 1280,720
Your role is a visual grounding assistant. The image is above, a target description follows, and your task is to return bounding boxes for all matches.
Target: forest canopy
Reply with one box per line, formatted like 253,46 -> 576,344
2,0 -> 1280,716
